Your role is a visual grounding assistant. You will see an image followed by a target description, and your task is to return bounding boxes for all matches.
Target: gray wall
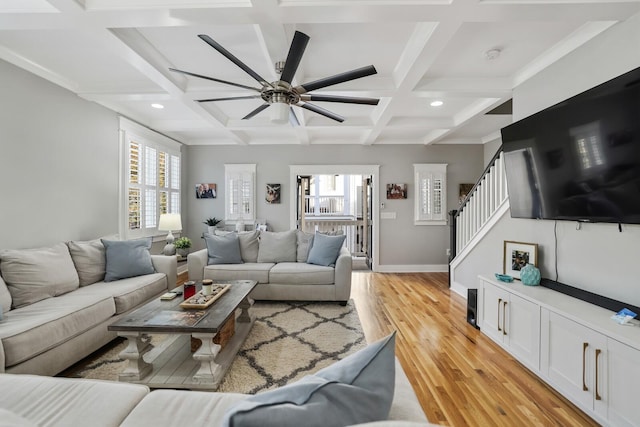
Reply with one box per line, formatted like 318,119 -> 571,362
454,13 -> 640,307
0,59 -> 120,249
185,144 -> 484,267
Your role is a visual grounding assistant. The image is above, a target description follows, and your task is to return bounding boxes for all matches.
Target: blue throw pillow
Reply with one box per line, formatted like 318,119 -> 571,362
101,238 -> 155,282
222,332 -> 396,427
306,232 -> 346,266
204,233 -> 243,265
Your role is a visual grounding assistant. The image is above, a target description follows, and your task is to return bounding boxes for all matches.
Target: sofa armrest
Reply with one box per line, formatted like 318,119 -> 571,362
0,341 -> 5,373
187,249 -> 208,282
151,255 -> 177,291
334,246 -> 353,302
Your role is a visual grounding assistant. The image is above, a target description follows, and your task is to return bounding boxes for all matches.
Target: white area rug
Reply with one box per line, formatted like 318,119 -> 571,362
61,301 -> 366,394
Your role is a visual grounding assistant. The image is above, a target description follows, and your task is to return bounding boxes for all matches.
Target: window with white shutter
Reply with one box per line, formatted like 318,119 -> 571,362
414,163 -> 447,225
119,117 -> 181,239
225,164 -> 256,223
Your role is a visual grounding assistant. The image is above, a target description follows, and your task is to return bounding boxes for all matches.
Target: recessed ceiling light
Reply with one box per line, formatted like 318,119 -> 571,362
430,100 -> 444,107
151,103 -> 164,109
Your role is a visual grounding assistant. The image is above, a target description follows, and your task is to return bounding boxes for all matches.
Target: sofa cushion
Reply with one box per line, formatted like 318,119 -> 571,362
204,263 -> 274,284
73,273 -> 167,314
205,233 -> 243,265
0,243 -> 80,308
102,238 -> 155,282
296,231 -> 314,263
67,238 -> 106,286
222,332 -> 396,427
0,293 -> 115,367
257,230 -> 297,263
120,389 -> 248,427
214,230 -> 260,263
0,374 -> 149,427
269,262 -> 335,285
306,232 -> 347,267
0,408 -> 37,427
0,275 -> 11,314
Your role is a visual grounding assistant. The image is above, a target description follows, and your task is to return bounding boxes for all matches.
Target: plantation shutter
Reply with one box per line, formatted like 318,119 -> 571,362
225,164 -> 256,222
414,164 -> 447,225
119,117 -> 181,239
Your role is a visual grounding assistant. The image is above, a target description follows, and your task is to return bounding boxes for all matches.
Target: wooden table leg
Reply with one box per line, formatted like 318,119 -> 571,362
117,332 -> 153,381
191,332 -> 221,382
237,296 -> 252,323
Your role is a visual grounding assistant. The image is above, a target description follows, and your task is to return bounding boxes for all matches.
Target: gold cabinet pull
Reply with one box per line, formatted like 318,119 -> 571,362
497,298 -> 502,332
595,349 -> 602,401
582,342 -> 588,391
502,301 -> 508,336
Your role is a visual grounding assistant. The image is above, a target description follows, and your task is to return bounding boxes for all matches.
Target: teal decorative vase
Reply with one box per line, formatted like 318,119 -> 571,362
520,263 -> 541,286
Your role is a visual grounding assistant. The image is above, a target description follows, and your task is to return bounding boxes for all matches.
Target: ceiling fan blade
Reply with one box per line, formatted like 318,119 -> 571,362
197,95 -> 262,102
298,102 -> 344,123
169,68 -> 261,92
243,103 -> 270,120
289,107 -> 300,127
296,65 -> 377,94
300,94 -> 379,105
198,34 -> 272,88
280,31 -> 310,84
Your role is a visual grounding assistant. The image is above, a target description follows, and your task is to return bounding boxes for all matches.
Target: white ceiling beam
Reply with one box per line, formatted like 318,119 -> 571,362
363,21 -> 461,145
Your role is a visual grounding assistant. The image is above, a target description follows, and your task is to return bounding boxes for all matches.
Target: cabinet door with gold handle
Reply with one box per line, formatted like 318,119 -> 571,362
497,298 -> 502,332
502,301 -> 508,336
595,349 -> 602,401
582,342 -> 589,391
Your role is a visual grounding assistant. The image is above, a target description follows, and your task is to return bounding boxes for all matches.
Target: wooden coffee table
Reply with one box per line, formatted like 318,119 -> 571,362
108,279 -> 257,390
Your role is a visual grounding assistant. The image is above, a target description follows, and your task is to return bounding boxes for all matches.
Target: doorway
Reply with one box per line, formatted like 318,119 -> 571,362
289,165 -> 379,271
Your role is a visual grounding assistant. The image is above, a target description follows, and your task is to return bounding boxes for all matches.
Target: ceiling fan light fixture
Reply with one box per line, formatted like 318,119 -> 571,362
271,102 -> 289,124
430,100 -> 444,107
151,103 -> 164,109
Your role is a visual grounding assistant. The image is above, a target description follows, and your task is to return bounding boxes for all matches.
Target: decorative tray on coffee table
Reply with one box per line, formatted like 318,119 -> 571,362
179,283 -> 231,309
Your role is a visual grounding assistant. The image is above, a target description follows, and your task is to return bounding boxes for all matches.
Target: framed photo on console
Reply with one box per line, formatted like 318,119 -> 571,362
503,241 -> 538,280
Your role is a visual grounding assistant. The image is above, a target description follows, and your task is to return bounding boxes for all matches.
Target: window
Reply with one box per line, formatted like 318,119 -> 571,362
225,164 -> 256,223
414,163 -> 447,225
120,117 -> 181,239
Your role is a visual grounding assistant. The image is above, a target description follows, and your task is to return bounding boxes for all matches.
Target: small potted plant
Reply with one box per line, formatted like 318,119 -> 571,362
174,237 -> 192,257
203,217 -> 222,234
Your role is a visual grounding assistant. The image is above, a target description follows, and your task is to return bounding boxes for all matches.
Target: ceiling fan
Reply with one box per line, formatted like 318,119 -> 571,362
169,31 -> 379,124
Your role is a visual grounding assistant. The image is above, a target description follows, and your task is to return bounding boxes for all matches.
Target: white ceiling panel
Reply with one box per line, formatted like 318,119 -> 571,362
1,2 -> 639,145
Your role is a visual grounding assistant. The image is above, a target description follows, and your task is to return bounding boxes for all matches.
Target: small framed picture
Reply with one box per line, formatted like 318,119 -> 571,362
195,183 -> 216,199
503,241 -> 538,280
386,183 -> 407,199
266,183 -> 281,204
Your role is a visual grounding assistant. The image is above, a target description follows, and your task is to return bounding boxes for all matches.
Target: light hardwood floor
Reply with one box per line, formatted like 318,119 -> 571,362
351,271 -> 599,427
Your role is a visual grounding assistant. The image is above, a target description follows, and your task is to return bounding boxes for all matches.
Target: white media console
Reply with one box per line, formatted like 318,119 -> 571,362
478,275 -> 640,427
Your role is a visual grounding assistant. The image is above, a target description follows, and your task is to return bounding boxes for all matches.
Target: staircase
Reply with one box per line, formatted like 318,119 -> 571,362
449,149 -> 510,295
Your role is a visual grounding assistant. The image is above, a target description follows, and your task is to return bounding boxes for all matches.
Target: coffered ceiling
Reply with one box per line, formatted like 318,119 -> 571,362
2,0 -> 639,145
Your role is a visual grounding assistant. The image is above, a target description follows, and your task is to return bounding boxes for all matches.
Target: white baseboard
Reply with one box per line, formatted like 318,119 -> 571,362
450,281 -> 468,299
374,264 -> 448,273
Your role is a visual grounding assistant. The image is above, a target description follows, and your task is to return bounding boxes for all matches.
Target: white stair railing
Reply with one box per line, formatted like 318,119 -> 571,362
455,151 -> 509,255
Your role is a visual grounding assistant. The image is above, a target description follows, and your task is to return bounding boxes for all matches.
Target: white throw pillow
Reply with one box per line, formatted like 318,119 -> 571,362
257,230 -> 297,263
67,238 -> 106,286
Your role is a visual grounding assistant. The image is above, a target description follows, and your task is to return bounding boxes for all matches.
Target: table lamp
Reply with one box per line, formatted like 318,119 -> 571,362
158,213 -> 182,256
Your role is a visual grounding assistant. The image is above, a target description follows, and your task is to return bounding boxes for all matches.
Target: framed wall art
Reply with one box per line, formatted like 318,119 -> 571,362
503,240 -> 538,280
266,183 -> 281,204
386,183 -> 407,199
195,183 -> 216,199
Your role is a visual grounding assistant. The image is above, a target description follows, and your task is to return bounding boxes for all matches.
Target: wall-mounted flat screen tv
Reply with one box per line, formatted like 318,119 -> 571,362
501,66 -> 640,224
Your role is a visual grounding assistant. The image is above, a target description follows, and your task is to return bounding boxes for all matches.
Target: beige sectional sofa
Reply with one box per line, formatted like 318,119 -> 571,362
0,239 -> 176,376
0,360 -> 433,427
188,230 -> 352,304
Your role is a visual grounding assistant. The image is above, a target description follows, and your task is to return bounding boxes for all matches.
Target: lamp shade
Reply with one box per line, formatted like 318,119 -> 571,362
270,102 -> 289,124
158,213 -> 182,231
